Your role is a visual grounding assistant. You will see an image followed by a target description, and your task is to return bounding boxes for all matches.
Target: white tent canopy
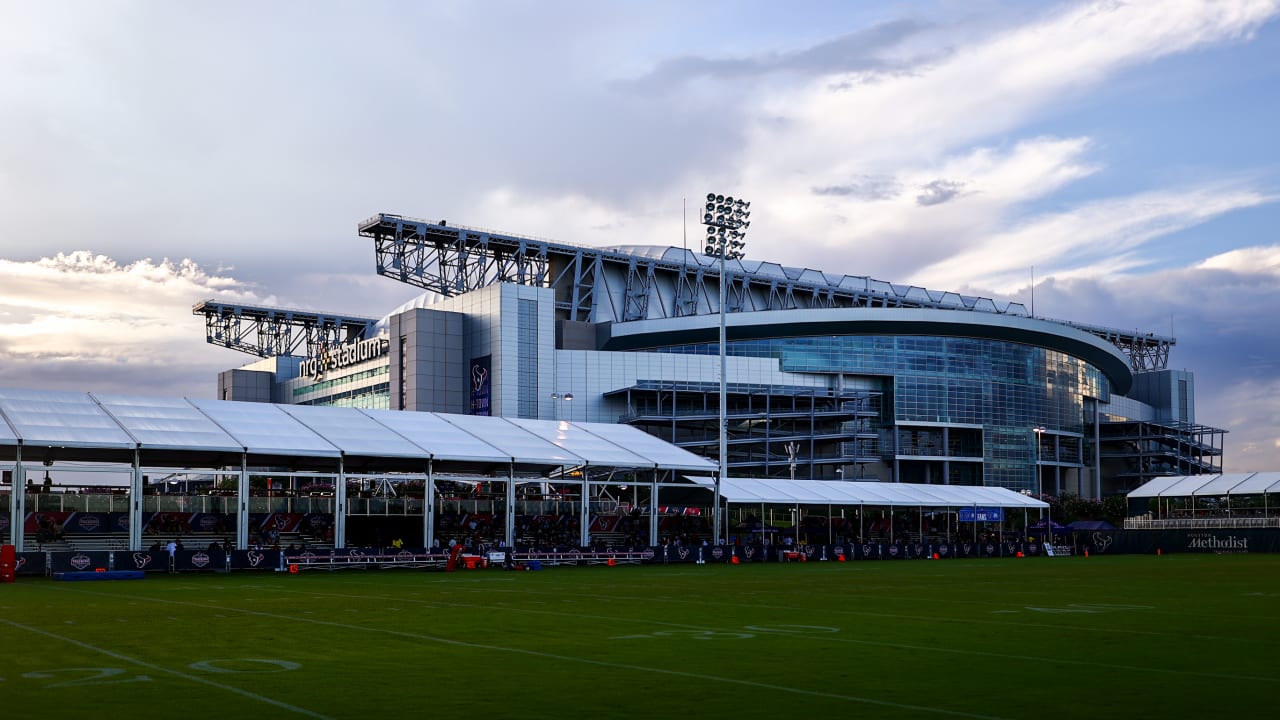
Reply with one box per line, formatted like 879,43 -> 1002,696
688,477 -> 1048,509
1128,472 -> 1280,499
0,387 -> 716,473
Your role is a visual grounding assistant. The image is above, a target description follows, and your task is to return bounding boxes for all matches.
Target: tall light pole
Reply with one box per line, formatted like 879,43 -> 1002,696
1032,425 -> 1046,498
702,192 -> 750,545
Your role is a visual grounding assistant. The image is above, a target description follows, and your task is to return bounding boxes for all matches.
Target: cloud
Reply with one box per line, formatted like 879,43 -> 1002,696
911,183 -> 1278,292
0,252 -> 268,397
812,175 -> 902,200
915,179 -> 966,206
626,18 -> 939,92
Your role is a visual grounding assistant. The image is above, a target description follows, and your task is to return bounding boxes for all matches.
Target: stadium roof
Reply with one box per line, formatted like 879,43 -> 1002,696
687,477 -> 1048,508
1128,472 -> 1280,498
0,388 -> 715,474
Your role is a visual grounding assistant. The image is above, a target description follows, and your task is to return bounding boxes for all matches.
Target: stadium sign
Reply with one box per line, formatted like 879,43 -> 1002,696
302,336 -> 389,381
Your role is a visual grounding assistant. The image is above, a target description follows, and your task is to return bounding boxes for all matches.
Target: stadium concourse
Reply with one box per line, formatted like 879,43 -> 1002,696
0,387 -> 1060,577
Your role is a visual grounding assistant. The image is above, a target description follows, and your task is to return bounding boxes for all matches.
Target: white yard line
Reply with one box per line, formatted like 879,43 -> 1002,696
254,583 -> 1280,685
55,588 -> 1011,720
0,619 -> 334,720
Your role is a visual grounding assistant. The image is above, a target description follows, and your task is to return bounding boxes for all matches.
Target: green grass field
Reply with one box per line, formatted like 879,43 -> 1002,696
2,555 -> 1277,719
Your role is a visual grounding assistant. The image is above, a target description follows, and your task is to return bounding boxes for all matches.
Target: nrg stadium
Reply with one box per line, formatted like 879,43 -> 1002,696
198,204 -> 1224,502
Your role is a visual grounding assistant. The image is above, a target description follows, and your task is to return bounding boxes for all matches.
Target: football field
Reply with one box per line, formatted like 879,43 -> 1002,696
2,554 -> 1276,719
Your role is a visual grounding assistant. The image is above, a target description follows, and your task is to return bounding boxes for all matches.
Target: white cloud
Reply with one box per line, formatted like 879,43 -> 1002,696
0,252 -> 268,396
1196,244 -> 1280,275
912,184 -> 1277,292
453,1 -> 1280,282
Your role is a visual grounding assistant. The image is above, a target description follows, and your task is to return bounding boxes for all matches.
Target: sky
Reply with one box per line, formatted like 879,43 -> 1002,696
1,0 -> 1279,472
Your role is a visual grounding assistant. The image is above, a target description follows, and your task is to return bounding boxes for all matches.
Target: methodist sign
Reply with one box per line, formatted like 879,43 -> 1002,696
301,336 -> 388,381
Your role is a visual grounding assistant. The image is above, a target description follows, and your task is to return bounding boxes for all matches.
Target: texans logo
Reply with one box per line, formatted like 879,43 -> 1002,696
247,551 -> 265,566
744,546 -> 755,559
16,557 -> 26,570
471,364 -> 489,391
132,553 -> 153,569
862,544 -> 873,556
70,553 -> 92,570
804,546 -> 816,558
962,543 -> 972,554
1093,533 -> 1114,553
913,544 -> 924,555
677,548 -> 690,560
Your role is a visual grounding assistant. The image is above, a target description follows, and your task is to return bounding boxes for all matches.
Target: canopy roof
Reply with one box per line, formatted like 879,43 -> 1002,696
1128,472 -> 1280,499
0,388 -> 716,474
689,477 -> 1048,508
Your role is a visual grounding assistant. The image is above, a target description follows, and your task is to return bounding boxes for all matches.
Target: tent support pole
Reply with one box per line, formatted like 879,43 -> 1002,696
236,456 -> 249,550
129,449 -> 143,551
11,448 -> 24,552
424,459 -> 435,550
505,462 -> 516,548
334,458 -> 346,550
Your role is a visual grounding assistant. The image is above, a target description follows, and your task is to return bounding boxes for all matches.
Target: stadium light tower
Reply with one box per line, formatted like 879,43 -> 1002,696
702,192 -> 750,545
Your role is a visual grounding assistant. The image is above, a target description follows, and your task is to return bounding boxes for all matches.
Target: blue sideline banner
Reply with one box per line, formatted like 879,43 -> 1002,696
16,551 -> 46,576
50,551 -> 110,573
174,549 -> 227,572
230,549 -> 281,571
117,550 -> 168,573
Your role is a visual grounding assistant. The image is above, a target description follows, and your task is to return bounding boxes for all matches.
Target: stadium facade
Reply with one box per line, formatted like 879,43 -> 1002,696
201,213 -> 1224,500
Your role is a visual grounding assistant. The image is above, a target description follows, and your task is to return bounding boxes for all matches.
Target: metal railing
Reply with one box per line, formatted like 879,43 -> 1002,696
1124,517 -> 1280,530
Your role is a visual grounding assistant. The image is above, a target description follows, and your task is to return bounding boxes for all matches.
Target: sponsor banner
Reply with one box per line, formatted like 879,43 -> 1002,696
588,516 -> 621,534
16,551 -> 46,576
25,511 -> 72,533
855,542 -> 881,560
884,542 -> 907,560
50,551 -> 110,573
175,549 -> 226,572
119,550 -> 168,573
958,507 -> 1005,523
1082,529 -> 1280,555
469,355 -> 492,416
70,512 -> 109,534
193,513 -> 233,532
231,549 -> 282,571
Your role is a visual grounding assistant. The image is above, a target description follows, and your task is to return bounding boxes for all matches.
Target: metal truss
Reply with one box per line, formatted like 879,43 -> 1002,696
359,213 -> 1175,370
193,300 -> 378,358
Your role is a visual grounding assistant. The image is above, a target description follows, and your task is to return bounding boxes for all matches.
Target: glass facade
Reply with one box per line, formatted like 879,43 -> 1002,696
291,366 -> 390,409
657,335 -> 1110,491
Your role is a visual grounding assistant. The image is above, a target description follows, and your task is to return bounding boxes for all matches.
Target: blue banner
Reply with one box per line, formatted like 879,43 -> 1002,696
958,507 -> 1005,522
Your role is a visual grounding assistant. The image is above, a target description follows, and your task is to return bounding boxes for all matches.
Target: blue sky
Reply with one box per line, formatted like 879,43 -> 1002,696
1,0 -> 1278,471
